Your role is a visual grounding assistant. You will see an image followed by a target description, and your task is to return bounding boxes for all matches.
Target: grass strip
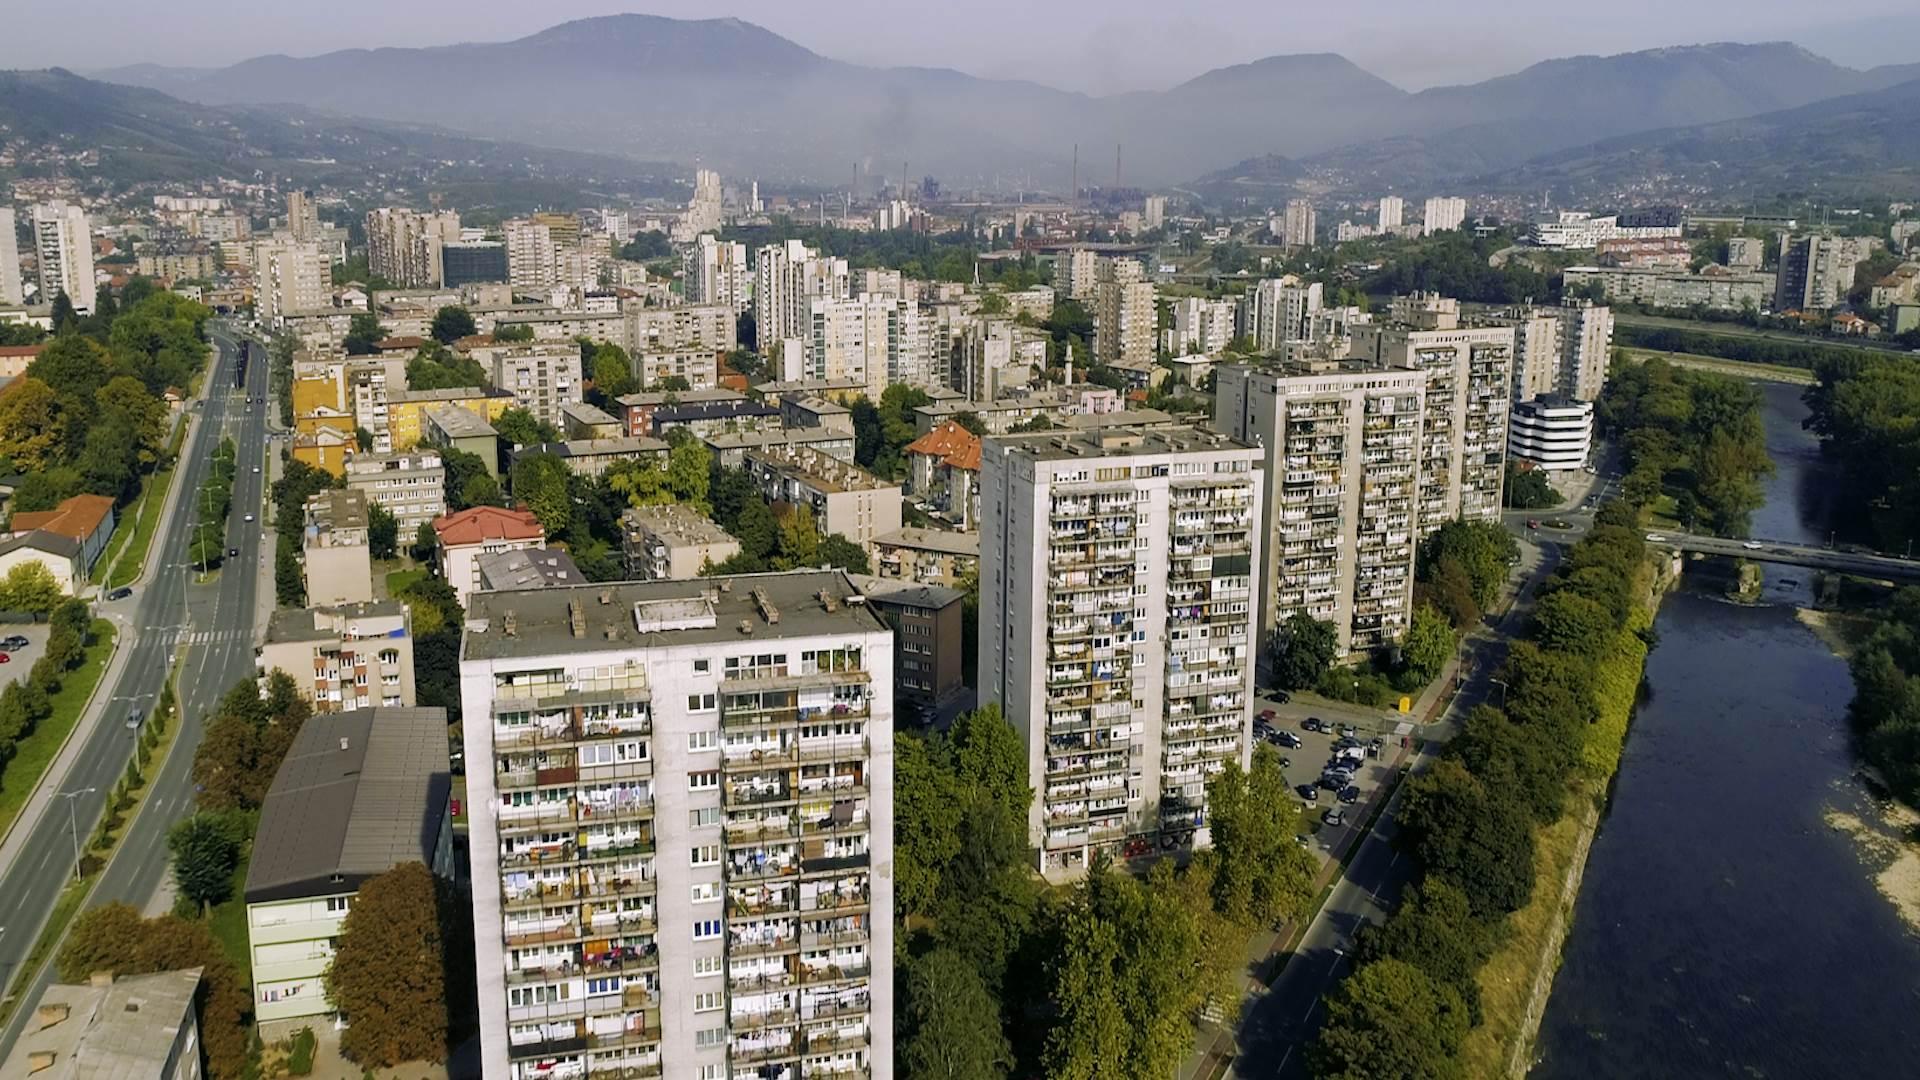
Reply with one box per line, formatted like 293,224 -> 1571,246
0,622 -> 118,837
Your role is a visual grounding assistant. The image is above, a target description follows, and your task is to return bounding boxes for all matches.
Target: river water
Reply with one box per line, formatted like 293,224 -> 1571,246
1531,382 -> 1920,1078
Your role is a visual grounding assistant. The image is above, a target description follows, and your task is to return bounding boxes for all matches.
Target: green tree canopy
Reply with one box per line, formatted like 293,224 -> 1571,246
326,862 -> 449,1067
1270,613 -> 1338,691
1309,956 -> 1469,1080
429,305 -> 477,345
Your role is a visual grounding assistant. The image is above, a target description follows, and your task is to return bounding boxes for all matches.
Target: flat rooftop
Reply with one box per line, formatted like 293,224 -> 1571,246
463,569 -> 890,663
244,707 -> 449,904
703,427 -> 851,451
623,503 -> 738,546
988,424 -> 1254,463
872,527 -> 980,558
0,970 -> 203,1080
844,573 -> 965,610
424,403 -> 498,439
743,444 -> 894,494
265,600 -> 406,645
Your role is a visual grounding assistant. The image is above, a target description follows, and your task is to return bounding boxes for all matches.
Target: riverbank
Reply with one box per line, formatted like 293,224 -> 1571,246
1469,553 -> 1673,1078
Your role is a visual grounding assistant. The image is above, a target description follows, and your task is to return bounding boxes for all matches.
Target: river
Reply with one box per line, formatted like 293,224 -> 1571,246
1531,381 -> 1920,1078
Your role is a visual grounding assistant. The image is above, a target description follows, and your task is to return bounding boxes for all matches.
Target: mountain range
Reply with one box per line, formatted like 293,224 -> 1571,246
87,15 -> 1920,189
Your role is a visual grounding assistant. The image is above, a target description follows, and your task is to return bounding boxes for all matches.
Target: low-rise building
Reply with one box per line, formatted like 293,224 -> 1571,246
779,395 -> 855,434
1562,265 -> 1776,312
386,387 -> 516,450
244,707 -> 451,1025
634,348 -> 722,390
291,425 -> 355,477
302,490 -> 373,606
846,574 -> 966,722
475,547 -> 586,592
6,493 -> 115,573
343,450 -> 446,535
642,397 -> 781,440
871,528 -> 979,588
615,388 -> 757,437
749,377 -> 867,407
420,404 -> 501,480
1507,396 -> 1594,471
741,445 -> 903,547
513,436 -> 670,479
902,420 -> 981,530
561,401 -> 621,440
620,504 -> 741,580
0,970 -> 203,1080
0,532 -> 85,595
701,426 -> 856,470
258,601 -> 415,713
431,506 -> 545,607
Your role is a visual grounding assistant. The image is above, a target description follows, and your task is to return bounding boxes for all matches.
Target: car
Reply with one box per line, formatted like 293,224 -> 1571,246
227,547 -> 240,558
1742,540 -> 1763,550
1526,519 -> 1540,530
1547,518 -> 1573,529
252,466 -> 262,474
1319,773 -> 1346,790
1257,708 -> 1277,724
243,514 -> 255,523
1296,784 -> 1319,802
1278,756 -> 1292,769
0,652 -> 10,663
1276,731 -> 1302,748
1302,717 -> 1325,732
1,634 -> 27,649
1339,724 -> 1358,739
1646,533 -> 1667,543
106,587 -> 133,601
1339,785 -> 1362,804
1273,690 -> 1292,704
125,712 -> 142,731
1322,808 -> 1346,827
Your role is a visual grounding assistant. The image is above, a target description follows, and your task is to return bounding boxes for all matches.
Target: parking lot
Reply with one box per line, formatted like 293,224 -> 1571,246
1251,691 -> 1417,870
0,626 -> 47,688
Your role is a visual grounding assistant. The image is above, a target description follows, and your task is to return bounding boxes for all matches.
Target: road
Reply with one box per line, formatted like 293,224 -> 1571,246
1652,532 -> 1920,582
1614,312 -> 1916,360
0,326 -> 271,1051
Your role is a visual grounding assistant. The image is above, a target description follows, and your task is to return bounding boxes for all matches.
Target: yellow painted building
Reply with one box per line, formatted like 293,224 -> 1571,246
292,425 -> 354,476
386,388 -> 515,450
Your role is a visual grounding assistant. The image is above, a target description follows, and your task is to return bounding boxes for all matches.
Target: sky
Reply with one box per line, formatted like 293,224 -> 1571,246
8,0 -> 1919,94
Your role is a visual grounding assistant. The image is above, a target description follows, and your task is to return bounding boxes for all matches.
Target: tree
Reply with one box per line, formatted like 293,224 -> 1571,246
326,862 -> 448,1068
494,406 -> 557,448
50,291 -> 78,333
508,452 -> 572,536
1504,461 -> 1560,509
429,305 -> 477,345
1402,604 -> 1456,681
367,503 -> 399,560
167,812 -> 246,912
773,507 -> 821,569
903,948 -> 1014,1080
1270,613 -> 1338,691
343,313 -> 387,356
191,709 -> 259,812
0,377 -> 69,471
1419,520 -> 1516,609
355,426 -> 375,452
816,533 -> 871,574
441,447 -> 498,511
952,411 -> 988,435
491,322 -> 535,343
0,561 -> 64,615
1400,759 -> 1537,918
589,343 -> 638,402
275,539 -> 304,607
1354,880 -> 1493,1024
1204,745 -> 1316,924
412,520 -> 439,562
656,374 -> 692,392
663,432 -> 712,510
1310,957 -> 1469,1080
1531,588 -> 1613,658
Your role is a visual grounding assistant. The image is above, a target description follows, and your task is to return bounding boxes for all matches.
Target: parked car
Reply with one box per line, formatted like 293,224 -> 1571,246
1339,724 -> 1358,739
1257,708 -> 1277,724
1296,784 -> 1319,802
1302,717 -> 1326,732
1339,785 -> 1362,804
1319,772 -> 1349,790
0,635 -> 26,651
1322,808 -> 1346,827
106,587 -> 133,601
1273,690 -> 1292,704
1276,731 -> 1302,748
0,652 -> 10,664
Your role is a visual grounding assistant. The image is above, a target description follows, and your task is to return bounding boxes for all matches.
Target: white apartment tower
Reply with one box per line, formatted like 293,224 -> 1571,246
1283,199 -> 1317,249
687,234 -> 753,314
806,296 -> 930,397
1165,297 -> 1238,357
1377,196 -> 1405,232
253,238 -> 328,326
1501,300 -> 1615,403
1241,278 -> 1324,354
288,189 -> 322,241
461,572 -> 894,1080
1424,196 -> 1468,233
678,169 -> 725,240
506,219 -> 559,292
1052,248 -> 1099,301
1214,364 -> 1426,656
1091,258 -> 1156,368
756,241 -> 850,350
0,207 -> 22,306
32,202 -> 95,313
980,426 -> 1263,880
366,208 -> 460,288
1143,195 -> 1168,232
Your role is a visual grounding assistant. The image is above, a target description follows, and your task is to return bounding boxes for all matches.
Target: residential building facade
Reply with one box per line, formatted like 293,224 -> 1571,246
343,450 -> 448,535
621,504 -> 743,580
257,601 -> 416,713
32,202 -> 95,313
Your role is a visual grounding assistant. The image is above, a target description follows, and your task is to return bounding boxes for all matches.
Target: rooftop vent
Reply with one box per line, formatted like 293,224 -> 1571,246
751,586 -> 781,625
598,590 -> 613,605
568,598 -> 587,639
818,588 -> 838,613
339,737 -> 350,751
33,1003 -> 70,1031
502,611 -> 518,637
738,619 -> 754,636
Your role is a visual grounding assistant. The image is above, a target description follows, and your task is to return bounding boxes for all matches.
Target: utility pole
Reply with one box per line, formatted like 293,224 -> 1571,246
54,787 -> 96,880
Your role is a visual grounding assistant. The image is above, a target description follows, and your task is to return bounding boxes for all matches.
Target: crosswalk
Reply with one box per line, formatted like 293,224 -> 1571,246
139,627 -> 253,648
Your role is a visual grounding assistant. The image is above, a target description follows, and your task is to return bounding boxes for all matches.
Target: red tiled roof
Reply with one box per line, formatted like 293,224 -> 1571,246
432,505 -> 544,547
904,420 -> 982,473
0,345 -> 43,359
10,493 -> 115,542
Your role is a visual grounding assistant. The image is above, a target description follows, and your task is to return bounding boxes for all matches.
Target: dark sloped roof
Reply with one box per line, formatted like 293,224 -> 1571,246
244,707 -> 450,904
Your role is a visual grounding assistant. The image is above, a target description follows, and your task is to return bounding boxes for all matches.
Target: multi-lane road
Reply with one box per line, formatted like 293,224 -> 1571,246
0,327 -> 270,1054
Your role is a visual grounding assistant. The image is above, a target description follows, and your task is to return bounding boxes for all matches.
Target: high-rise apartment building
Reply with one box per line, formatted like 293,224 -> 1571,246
1214,364 -> 1425,656
1164,296 -> 1238,357
1241,278 -> 1323,353
31,202 -> 95,313
677,168 -> 725,240
252,238 -> 327,326
1424,196 -> 1468,233
756,241 -> 851,351
0,206 -> 22,306
1091,258 -> 1155,368
287,189 -> 322,241
1775,233 -> 1879,311
1349,297 -> 1513,529
1499,299 -> 1615,402
805,296 -> 931,396
366,208 -> 460,288
1377,196 -> 1404,231
687,234 -> 753,314
506,219 -> 558,291
1143,195 -> 1168,232
980,426 -> 1263,879
1283,199 -> 1317,249
488,346 -> 583,427
1052,248 -> 1099,301
460,571 -> 894,1080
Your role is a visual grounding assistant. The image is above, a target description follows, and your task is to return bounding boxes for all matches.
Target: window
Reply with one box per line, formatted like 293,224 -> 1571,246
693,955 -> 722,978
691,844 -> 720,866
586,977 -> 621,995
690,771 -> 719,791
687,693 -> 717,712
692,882 -> 720,904
699,1066 -> 722,1080
324,897 -> 352,913
689,807 -> 720,829
693,919 -> 722,941
693,990 -> 723,1012
694,659 -> 711,673
687,730 -> 716,752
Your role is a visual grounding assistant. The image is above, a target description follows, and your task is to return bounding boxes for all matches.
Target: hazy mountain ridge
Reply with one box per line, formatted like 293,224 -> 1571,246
83,18 -> 1920,189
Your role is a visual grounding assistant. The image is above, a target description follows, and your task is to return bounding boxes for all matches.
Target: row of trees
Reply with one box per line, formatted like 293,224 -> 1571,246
1598,356 -> 1772,536
895,705 -> 1316,1078
187,437 -> 238,569
1310,504 -> 1652,1076
1617,322 -> 1908,370
0,286 -> 204,512
1802,351 -> 1920,550
0,600 -> 96,779
190,674 -> 313,814
272,458 -> 339,607
1845,588 -> 1920,803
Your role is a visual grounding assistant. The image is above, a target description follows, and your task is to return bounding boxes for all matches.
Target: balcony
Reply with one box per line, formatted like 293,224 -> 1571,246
726,817 -> 799,846
729,1035 -> 801,1065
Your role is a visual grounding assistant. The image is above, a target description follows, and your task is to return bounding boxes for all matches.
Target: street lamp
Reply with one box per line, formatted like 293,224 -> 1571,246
1488,678 -> 1511,708
53,787 -> 96,880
